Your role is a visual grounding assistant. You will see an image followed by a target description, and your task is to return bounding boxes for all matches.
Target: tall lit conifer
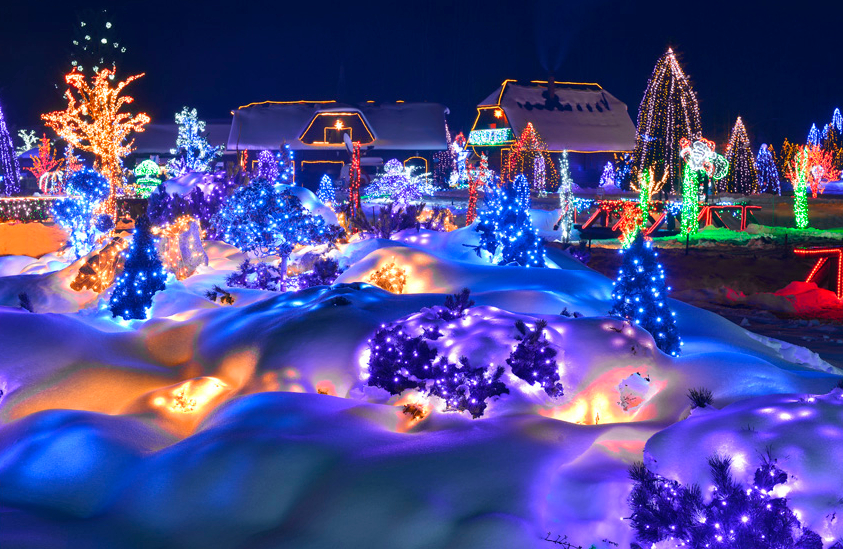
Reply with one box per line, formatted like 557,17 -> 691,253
722,117 -> 758,194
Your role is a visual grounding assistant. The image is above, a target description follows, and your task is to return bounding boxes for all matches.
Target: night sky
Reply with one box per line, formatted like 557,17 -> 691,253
1,0 -> 840,149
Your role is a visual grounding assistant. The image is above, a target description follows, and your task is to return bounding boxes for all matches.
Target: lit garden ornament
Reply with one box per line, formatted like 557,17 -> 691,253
26,134 -> 65,193
133,159 -> 161,198
16,129 -> 38,155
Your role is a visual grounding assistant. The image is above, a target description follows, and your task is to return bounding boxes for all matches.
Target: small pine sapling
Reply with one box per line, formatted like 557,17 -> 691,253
687,387 -> 713,409
507,319 -> 564,398
366,324 -> 438,395
294,257 -> 344,290
226,259 -> 285,291
428,357 -> 509,418
439,288 -> 474,320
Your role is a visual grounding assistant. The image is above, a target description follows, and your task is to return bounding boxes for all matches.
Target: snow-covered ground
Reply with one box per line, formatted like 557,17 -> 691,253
1,212 -> 843,548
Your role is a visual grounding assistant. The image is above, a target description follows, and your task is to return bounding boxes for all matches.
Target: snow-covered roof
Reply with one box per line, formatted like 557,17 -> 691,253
227,101 -> 448,151
132,122 -> 231,155
475,80 -> 637,152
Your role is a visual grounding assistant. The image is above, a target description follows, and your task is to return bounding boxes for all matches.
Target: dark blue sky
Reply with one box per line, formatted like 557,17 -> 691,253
1,0 -> 840,149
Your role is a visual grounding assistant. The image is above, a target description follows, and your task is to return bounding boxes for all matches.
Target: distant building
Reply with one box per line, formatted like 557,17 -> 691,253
468,80 -> 637,185
227,100 -> 449,188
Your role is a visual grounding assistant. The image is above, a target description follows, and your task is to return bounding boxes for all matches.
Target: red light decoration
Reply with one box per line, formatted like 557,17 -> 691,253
25,134 -> 64,190
794,247 -> 843,299
466,153 -> 491,225
42,68 -> 150,218
349,141 -> 361,217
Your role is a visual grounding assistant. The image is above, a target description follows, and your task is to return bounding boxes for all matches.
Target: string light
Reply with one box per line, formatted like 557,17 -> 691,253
556,151 -> 575,243
633,48 -> 702,193
466,153 -> 493,225
794,247 -> 843,299
316,174 -> 335,206
503,122 -> 557,192
151,215 -> 207,280
26,134 -> 64,193
0,100 -> 21,196
448,133 -> 469,188
787,147 -> 811,229
42,67 -> 150,218
166,107 -> 223,177
16,129 -> 38,155
365,258 -> 407,294
362,159 -> 435,205
132,159 -> 161,198
467,128 -> 515,146
70,236 -> 129,292
349,141 -> 361,217
0,196 -> 65,223
680,164 -> 701,235
723,117 -> 759,194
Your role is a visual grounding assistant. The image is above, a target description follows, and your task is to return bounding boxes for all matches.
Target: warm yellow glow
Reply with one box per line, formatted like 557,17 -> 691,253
494,109 -> 503,119
334,119 -> 344,130
42,67 -> 150,218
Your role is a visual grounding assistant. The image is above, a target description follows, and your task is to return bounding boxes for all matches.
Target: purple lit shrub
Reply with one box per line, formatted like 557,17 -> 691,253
507,319 -> 564,398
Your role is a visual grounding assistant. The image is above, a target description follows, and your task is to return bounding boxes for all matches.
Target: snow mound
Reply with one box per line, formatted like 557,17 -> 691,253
645,390 -> 843,541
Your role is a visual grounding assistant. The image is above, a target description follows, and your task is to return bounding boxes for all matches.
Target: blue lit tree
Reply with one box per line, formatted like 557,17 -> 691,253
109,215 -> 167,320
210,178 -> 344,289
51,168 -> 111,259
277,142 -> 295,185
755,144 -> 781,195
316,174 -> 335,205
474,183 -> 545,267
609,233 -> 681,356
807,123 -> 821,146
0,100 -> 21,196
512,173 -> 531,210
167,107 -> 223,177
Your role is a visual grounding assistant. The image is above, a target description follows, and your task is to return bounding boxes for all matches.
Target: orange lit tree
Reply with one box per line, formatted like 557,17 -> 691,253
25,134 -> 64,187
504,123 -> 558,192
43,67 -> 149,217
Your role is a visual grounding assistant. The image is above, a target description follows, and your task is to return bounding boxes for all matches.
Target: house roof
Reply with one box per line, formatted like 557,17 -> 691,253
476,80 -> 637,152
132,122 -> 231,155
227,101 -> 448,151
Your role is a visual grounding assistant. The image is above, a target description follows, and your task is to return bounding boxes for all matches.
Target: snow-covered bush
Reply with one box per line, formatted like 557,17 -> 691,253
507,319 -> 564,398
291,257 -> 343,290
226,259 -> 285,291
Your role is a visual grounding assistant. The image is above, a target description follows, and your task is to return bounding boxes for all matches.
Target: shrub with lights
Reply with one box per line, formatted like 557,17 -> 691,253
291,256 -> 344,290
507,319 -> 564,398
51,168 -> 112,259
166,107 -> 223,177
628,454 -> 823,549
609,233 -> 681,356
210,178 -> 343,289
226,259 -> 285,291
365,289 -> 570,418
109,215 -> 167,320
363,159 -> 435,205
366,290 -> 510,418
474,183 -> 545,268
147,177 -> 238,233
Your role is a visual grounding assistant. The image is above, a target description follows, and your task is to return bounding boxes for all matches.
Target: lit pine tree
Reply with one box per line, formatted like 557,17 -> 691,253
109,215 -> 167,320
316,174 -> 335,205
504,122 -> 557,192
0,100 -> 21,196
609,233 -> 681,356
755,144 -> 781,195
556,152 -> 575,243
807,123 -> 821,146
254,150 -> 279,182
513,173 -> 531,211
722,117 -> 759,194
276,142 -> 295,185
166,107 -> 223,177
474,184 -> 545,268
633,48 -> 702,193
